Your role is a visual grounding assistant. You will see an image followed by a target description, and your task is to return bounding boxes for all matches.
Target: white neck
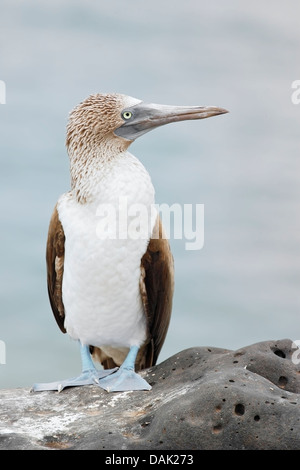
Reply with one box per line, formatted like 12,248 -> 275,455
69,137 -> 128,203
69,145 -> 155,208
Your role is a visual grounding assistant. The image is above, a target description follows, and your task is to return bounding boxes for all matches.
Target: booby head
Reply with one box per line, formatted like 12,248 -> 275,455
66,92 -> 228,156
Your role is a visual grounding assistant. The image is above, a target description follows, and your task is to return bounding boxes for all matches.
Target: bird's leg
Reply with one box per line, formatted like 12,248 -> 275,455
98,345 -> 151,392
32,342 -> 117,392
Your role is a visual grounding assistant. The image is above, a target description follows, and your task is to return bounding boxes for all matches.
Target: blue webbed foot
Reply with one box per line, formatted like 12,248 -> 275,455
32,367 -> 117,392
31,342 -> 117,392
97,345 -> 151,392
98,368 -> 151,392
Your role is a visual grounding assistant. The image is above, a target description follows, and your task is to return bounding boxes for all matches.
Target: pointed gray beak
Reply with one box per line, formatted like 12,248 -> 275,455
114,102 -> 228,141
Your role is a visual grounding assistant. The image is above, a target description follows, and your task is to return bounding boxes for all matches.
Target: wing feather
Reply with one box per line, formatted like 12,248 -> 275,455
138,216 -> 174,368
46,204 -> 66,333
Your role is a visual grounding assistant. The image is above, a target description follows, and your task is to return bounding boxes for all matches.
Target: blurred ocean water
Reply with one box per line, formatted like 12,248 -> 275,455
0,0 -> 299,388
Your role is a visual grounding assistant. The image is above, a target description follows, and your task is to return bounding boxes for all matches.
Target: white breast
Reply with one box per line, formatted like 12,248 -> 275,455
57,152 -> 156,349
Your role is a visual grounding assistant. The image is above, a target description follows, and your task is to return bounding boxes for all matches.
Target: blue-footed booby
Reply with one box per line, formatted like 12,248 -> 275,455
32,93 -> 228,393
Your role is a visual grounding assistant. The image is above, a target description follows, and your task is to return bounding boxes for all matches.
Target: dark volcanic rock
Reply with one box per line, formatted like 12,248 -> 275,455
0,339 -> 299,450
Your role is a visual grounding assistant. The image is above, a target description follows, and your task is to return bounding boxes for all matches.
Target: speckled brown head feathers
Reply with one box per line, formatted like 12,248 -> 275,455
66,93 -> 131,157
65,93 -> 138,200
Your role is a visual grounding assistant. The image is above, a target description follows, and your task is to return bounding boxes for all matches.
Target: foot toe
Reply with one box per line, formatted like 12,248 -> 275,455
98,368 -> 151,392
32,367 -> 118,392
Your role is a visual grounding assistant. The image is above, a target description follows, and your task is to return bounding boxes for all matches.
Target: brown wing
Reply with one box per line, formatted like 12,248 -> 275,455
46,204 -> 66,333
137,216 -> 174,369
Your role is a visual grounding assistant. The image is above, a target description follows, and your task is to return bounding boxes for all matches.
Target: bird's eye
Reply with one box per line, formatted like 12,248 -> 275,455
122,111 -> 132,120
